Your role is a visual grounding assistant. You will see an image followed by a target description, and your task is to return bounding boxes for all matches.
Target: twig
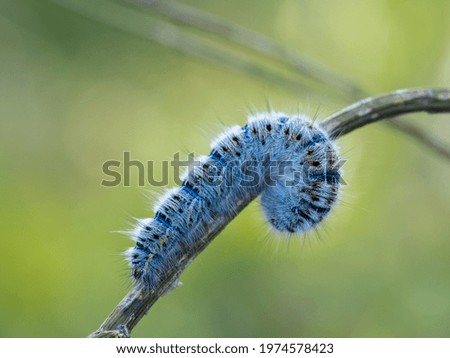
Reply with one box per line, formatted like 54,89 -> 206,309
88,198 -> 249,338
321,88 -> 450,139
89,88 -> 450,337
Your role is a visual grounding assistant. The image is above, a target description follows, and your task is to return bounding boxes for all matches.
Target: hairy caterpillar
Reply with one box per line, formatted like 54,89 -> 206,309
126,112 -> 341,289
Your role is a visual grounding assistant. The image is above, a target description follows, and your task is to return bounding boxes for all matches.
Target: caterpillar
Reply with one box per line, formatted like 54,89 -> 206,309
126,112 -> 342,289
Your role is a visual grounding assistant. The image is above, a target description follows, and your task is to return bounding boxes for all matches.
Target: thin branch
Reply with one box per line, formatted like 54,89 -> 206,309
89,199 -> 249,338
321,88 -> 450,139
89,88 -> 450,337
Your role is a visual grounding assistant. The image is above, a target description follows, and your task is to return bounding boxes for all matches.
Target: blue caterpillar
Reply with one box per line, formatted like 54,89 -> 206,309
126,112 -> 341,289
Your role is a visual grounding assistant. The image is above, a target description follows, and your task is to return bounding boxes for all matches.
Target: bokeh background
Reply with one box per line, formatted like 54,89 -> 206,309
1,0 -> 449,337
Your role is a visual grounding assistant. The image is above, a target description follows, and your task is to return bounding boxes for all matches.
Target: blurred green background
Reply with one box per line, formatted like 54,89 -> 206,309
1,0 -> 449,338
